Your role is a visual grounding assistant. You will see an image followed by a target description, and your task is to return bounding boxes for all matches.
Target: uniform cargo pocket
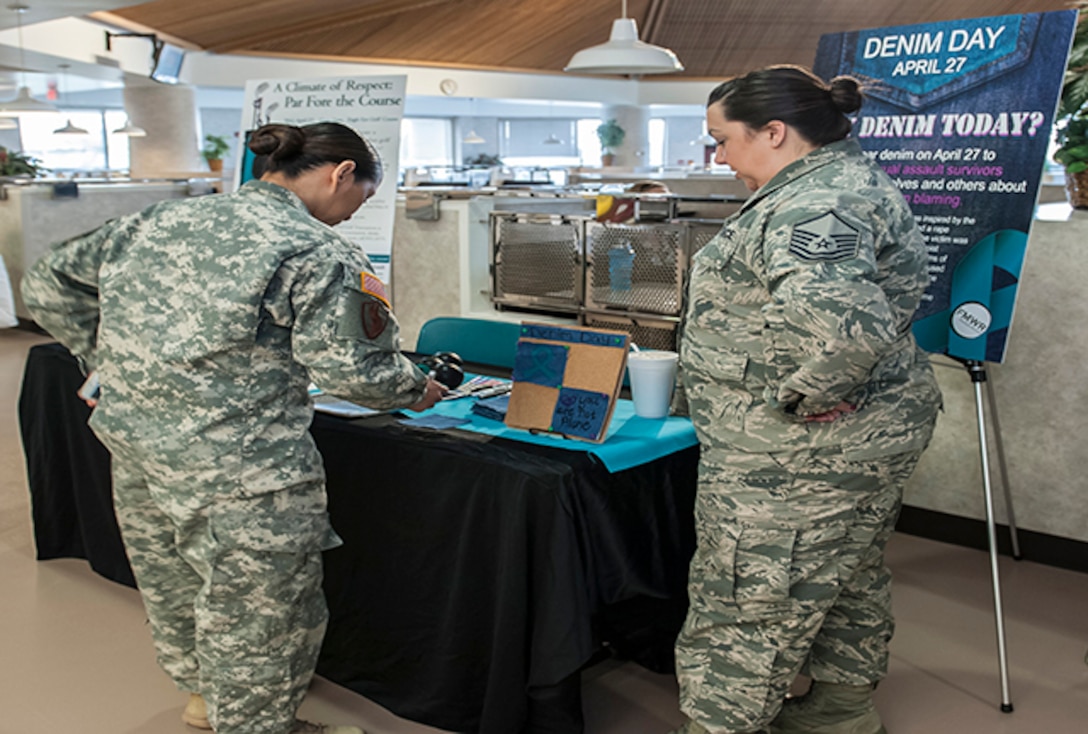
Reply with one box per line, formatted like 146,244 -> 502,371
209,509 -> 336,554
688,523 -> 797,621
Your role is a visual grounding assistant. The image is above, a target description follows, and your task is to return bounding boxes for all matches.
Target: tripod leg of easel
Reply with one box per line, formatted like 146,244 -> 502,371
972,379 -> 1014,712
983,374 -> 1022,559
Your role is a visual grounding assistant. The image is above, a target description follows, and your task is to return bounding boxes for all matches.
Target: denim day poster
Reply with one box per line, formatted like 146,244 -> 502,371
814,11 -> 1078,362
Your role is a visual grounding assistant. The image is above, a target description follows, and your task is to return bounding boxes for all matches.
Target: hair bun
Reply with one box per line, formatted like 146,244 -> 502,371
829,76 -> 864,114
247,124 -> 306,161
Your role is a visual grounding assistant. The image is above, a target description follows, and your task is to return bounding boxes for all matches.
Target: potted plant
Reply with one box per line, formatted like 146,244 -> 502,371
464,153 -> 503,167
0,146 -> 44,178
596,119 -> 625,166
201,134 -> 231,173
1054,3 -> 1088,207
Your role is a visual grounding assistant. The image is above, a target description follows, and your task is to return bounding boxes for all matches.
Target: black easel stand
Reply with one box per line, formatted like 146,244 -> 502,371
954,358 -> 1015,712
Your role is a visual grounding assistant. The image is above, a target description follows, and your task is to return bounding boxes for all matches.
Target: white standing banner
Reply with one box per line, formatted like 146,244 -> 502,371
238,75 -> 407,283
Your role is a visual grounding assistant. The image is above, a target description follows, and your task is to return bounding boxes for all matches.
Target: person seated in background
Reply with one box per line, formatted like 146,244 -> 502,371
597,179 -> 672,223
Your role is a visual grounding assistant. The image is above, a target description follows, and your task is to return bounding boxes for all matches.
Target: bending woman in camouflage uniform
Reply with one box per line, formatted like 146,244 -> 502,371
22,123 -> 444,734
671,67 -> 942,734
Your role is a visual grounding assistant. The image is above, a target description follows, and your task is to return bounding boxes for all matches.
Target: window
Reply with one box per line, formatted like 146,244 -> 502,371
577,119 -> 603,165
648,118 -> 665,167
499,118 -> 580,167
400,117 -> 453,168
17,109 -> 131,173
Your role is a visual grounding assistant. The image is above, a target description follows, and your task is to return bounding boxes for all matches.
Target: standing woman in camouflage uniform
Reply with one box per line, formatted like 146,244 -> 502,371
22,122 -> 444,734
671,66 -> 942,734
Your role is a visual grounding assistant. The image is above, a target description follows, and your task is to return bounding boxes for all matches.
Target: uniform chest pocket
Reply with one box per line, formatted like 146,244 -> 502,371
693,227 -> 741,274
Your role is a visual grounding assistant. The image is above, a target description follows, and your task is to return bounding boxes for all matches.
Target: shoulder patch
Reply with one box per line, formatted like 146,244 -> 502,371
361,300 -> 389,339
788,212 -> 860,263
360,271 -> 390,309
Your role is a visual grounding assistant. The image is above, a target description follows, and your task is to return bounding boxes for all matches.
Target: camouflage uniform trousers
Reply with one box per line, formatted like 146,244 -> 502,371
675,446 -> 925,734
111,461 -> 328,734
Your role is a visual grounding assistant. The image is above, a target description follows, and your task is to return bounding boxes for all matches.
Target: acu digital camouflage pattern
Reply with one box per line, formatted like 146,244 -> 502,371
22,180 -> 427,734
674,139 -> 941,733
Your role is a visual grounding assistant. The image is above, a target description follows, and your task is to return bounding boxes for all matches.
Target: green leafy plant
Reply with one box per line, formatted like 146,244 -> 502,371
1054,111 -> 1088,174
201,134 -> 231,162
596,119 -> 626,154
0,146 -> 44,177
1054,4 -> 1088,174
1059,2 -> 1088,120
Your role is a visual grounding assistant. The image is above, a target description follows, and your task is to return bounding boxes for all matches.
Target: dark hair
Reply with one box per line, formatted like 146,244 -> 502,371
707,65 -> 863,146
626,180 -> 670,194
248,122 -> 383,183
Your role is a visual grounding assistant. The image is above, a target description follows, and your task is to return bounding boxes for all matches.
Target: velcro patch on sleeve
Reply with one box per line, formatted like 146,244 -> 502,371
361,300 -> 389,339
788,212 -> 860,263
360,271 -> 390,309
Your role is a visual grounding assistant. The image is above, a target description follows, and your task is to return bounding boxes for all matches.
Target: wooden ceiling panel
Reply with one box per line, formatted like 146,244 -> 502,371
107,0 -> 1078,79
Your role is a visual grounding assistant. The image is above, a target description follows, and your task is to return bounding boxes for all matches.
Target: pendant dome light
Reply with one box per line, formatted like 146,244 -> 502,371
0,4 -> 59,115
111,118 -> 147,137
52,64 -> 88,135
463,97 -> 485,144
564,0 -> 683,75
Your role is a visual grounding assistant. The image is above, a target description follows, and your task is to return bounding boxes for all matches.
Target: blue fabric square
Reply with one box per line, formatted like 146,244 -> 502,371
551,388 -> 610,440
512,342 -> 568,387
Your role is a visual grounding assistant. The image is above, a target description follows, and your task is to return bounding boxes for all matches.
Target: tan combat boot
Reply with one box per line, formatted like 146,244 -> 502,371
289,721 -> 366,734
769,681 -> 887,734
181,693 -> 211,730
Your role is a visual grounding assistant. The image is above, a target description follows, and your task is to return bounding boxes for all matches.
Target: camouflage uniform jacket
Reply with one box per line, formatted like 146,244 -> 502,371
681,138 -> 941,459
22,180 -> 427,524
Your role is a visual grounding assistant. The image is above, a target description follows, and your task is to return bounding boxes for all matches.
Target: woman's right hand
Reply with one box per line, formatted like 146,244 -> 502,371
802,401 -> 856,423
406,377 -> 447,412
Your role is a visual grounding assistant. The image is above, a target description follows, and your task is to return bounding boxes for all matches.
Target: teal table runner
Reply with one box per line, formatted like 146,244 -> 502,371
402,386 -> 698,473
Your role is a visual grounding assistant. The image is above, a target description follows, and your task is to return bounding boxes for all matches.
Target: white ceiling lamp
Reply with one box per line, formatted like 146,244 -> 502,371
111,118 -> 147,137
0,4 -> 59,116
542,101 -> 564,145
564,0 -> 683,76
52,64 -> 88,135
463,98 -> 485,144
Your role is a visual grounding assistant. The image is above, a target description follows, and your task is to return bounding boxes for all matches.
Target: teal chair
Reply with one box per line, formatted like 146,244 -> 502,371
415,317 -> 523,369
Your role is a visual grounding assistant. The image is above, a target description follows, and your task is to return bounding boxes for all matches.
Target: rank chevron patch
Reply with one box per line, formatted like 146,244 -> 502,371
788,212 -> 860,262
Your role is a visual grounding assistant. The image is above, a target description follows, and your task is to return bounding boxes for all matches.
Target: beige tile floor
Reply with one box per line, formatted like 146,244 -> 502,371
2,327 -> 1087,733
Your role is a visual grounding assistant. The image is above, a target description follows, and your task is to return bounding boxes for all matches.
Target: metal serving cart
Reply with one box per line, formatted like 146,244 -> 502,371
489,195 -> 740,350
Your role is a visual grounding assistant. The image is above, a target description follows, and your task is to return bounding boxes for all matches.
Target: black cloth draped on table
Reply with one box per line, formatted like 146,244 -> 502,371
19,343 -> 698,734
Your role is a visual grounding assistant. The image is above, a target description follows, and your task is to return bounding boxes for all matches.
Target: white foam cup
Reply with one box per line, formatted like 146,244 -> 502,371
626,350 -> 679,419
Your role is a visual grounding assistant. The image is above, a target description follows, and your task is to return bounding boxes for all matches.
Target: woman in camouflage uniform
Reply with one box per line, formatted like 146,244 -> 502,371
671,67 -> 942,734
22,123 -> 444,734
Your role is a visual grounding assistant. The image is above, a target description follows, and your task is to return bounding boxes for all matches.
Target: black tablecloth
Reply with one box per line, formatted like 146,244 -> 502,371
19,343 -> 698,734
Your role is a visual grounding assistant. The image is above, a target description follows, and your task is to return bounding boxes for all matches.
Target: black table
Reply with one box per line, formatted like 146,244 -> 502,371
20,343 -> 698,734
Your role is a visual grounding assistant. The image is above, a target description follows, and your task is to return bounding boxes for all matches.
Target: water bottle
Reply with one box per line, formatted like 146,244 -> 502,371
608,240 -> 635,291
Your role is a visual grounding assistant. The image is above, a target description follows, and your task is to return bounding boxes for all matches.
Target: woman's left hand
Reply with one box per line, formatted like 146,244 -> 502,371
803,401 -> 856,423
